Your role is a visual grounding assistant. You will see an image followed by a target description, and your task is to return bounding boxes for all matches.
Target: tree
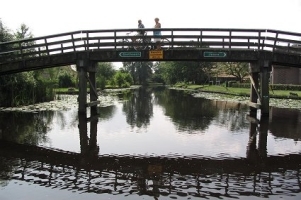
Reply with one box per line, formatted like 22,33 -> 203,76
136,62 -> 153,85
0,20 -> 55,106
218,62 -> 249,82
96,62 -> 115,79
14,23 -> 33,40
154,61 -> 214,85
122,61 -> 153,85
14,23 -> 36,57
122,62 -> 137,84
0,19 -> 14,51
96,62 -> 115,89
113,71 -> 133,88
58,73 -> 75,88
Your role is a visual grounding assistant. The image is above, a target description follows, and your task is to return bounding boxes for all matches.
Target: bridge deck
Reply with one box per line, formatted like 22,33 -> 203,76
1,28 -> 301,75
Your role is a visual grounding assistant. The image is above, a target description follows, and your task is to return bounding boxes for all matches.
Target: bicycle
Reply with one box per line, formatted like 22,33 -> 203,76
118,32 -> 151,51
118,32 -> 132,50
134,33 -> 151,50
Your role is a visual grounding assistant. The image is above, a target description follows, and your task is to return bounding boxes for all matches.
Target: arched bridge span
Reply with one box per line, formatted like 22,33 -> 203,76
1,28 -> 301,115
0,28 -> 301,75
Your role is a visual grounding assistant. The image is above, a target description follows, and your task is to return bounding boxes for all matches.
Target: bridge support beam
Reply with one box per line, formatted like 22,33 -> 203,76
260,60 -> 271,116
76,59 -> 99,115
249,62 -> 260,116
249,60 -> 271,116
77,59 -> 99,158
77,59 -> 88,113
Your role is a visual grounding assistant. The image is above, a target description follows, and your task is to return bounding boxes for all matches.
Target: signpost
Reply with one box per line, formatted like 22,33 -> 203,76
203,52 -> 227,58
149,50 -> 163,59
119,52 -> 141,57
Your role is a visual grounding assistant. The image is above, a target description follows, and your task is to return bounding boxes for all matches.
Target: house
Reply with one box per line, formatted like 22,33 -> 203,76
271,65 -> 301,85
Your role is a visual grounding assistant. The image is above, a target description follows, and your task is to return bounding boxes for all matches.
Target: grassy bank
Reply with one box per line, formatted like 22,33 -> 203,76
172,84 -> 301,99
54,84 -> 301,100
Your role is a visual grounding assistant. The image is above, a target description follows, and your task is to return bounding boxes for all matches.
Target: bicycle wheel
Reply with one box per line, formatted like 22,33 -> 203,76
160,38 -> 170,50
134,38 -> 148,51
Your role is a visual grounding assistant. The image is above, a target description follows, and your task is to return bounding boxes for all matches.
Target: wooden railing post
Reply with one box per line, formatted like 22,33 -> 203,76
71,34 -> 76,52
44,38 -> 49,56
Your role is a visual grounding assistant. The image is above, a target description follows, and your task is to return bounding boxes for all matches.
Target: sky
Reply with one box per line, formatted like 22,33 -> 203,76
2,0 -> 301,37
1,0 -> 301,67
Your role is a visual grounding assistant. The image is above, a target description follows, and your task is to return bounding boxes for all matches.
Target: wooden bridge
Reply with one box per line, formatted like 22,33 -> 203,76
1,28 -> 301,115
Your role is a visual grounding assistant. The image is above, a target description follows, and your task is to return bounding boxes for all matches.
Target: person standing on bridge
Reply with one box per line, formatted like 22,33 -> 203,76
130,19 -> 145,43
153,17 -> 161,50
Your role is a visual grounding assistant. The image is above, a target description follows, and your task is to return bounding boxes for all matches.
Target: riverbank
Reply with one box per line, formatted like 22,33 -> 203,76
2,85 -> 300,112
171,84 -> 301,99
169,85 -> 301,110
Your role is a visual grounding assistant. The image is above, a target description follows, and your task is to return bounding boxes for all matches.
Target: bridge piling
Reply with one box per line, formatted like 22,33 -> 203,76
260,60 -> 271,116
77,59 -> 99,115
249,60 -> 271,116
77,59 -> 99,157
77,59 -> 87,113
88,62 -> 98,118
249,62 -> 260,116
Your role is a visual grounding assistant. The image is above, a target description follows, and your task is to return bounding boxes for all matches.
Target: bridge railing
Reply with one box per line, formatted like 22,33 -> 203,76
1,28 -> 301,64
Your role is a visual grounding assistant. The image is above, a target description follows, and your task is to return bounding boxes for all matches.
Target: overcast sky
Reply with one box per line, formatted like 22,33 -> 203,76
2,0 -> 301,37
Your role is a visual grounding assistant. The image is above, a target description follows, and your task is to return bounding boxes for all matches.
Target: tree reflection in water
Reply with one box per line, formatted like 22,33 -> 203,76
0,111 -> 51,144
122,87 -> 153,128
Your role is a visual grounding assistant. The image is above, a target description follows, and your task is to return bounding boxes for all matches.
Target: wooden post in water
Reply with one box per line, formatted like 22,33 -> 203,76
249,62 -> 260,116
77,60 -> 99,157
88,61 -> 99,156
249,60 -> 271,116
258,116 -> 268,160
88,62 -> 98,118
260,60 -> 271,116
77,59 -> 88,114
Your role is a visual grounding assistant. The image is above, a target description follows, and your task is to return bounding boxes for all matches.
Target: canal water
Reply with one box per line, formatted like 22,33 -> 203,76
0,87 -> 301,200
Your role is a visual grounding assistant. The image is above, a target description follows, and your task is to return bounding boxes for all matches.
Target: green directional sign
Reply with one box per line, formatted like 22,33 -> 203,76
119,52 -> 141,57
203,52 -> 227,58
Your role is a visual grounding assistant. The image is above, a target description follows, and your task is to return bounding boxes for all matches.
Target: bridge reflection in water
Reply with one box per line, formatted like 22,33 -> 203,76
0,111 -> 301,199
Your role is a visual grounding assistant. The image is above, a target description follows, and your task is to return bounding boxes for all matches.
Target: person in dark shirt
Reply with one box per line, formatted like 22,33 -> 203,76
130,19 -> 145,42
137,19 -> 145,35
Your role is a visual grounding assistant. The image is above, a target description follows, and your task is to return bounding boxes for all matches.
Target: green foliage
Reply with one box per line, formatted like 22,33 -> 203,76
216,62 -> 249,83
122,61 -> 153,85
227,82 -> 301,91
270,84 -> 301,91
58,73 -> 75,88
14,23 -> 33,40
0,72 -> 55,107
229,82 -> 250,88
0,19 -> 14,43
0,20 -> 56,107
97,75 -> 106,90
96,62 -> 115,78
123,72 -> 134,85
155,61 -> 214,85
96,62 -> 116,89
113,71 -> 133,88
